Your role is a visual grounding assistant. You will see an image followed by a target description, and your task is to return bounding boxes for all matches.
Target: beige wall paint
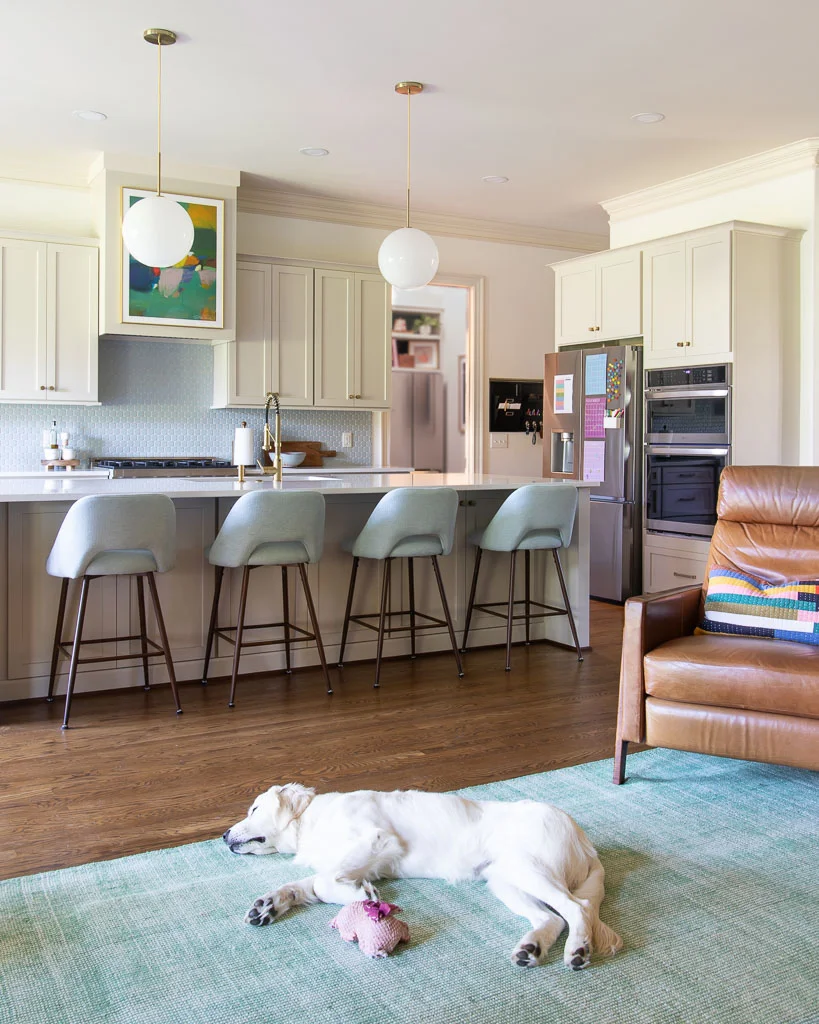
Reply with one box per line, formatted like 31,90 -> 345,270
238,210 -> 579,472
607,170 -> 816,463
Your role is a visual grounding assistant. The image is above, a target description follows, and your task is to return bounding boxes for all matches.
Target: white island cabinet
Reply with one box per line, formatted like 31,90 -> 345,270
0,474 -> 594,702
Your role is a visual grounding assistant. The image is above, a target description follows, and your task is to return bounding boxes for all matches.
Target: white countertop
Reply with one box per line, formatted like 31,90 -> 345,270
0,472 -> 597,502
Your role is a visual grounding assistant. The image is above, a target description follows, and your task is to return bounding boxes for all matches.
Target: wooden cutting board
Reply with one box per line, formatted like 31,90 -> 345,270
261,441 -> 337,468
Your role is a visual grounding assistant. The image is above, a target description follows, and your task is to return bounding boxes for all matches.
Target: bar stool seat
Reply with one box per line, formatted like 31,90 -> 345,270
46,494 -> 182,729
462,484 -> 584,671
338,487 -> 464,687
201,490 -> 333,705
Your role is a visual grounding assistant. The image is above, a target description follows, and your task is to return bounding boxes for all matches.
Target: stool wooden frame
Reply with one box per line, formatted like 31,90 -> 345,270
201,562 -> 333,706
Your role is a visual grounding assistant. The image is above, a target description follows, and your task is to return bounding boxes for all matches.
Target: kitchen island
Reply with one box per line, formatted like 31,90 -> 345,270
0,473 -> 595,702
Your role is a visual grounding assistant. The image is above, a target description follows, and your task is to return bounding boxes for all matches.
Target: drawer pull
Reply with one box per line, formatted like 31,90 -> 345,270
673,571 -> 697,579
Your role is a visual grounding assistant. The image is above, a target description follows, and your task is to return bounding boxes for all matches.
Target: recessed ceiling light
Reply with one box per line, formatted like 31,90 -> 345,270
481,175 -> 509,184
299,147 -> 329,157
72,109 -> 107,122
631,112 -> 665,124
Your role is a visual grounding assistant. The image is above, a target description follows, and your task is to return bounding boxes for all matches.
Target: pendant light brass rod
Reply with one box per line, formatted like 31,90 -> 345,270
406,87 -> 411,229
156,34 -> 162,196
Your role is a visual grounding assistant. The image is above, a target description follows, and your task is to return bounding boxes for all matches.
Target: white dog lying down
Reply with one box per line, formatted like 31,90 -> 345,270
224,783 -> 622,969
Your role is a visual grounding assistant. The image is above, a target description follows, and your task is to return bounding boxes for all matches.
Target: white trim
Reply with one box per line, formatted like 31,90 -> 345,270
601,138 -> 819,222
238,186 -> 607,253
0,226 -> 99,247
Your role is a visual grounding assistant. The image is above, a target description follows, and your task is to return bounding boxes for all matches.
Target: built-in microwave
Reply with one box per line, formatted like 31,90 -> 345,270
644,364 -> 732,446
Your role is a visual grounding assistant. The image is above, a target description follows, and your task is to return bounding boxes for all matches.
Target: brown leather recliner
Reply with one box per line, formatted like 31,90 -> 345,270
614,466 -> 819,783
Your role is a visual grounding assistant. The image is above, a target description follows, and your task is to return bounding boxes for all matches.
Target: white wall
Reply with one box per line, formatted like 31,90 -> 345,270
392,284 -> 468,472
608,170 -> 817,463
239,211 -> 579,473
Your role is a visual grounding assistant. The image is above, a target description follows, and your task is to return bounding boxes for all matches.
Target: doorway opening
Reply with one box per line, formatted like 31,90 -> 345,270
379,278 -> 483,474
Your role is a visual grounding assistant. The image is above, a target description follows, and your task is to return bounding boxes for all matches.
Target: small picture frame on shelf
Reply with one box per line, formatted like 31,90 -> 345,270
408,340 -> 439,369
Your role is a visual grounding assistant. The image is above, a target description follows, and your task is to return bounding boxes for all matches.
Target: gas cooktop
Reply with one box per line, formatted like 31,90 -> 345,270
91,457 -> 235,478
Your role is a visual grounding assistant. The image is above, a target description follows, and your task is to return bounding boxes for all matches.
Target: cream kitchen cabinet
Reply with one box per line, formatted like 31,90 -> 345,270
553,248 -> 642,346
0,237 -> 98,404
642,228 -> 731,366
313,270 -> 390,409
212,261 -> 313,408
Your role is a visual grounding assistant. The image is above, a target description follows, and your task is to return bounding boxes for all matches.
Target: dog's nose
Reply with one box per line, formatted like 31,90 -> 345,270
222,830 -> 231,843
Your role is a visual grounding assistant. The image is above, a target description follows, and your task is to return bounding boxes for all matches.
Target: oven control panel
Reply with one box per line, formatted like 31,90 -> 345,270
645,364 -> 731,389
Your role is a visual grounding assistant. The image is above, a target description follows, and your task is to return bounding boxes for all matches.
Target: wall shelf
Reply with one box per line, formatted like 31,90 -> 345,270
391,331 -> 442,340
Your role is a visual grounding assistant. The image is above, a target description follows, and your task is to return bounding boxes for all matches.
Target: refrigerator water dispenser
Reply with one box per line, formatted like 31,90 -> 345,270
551,430 -> 575,475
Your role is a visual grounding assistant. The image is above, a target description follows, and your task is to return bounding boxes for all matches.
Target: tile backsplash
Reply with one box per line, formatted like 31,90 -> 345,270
0,339 -> 372,470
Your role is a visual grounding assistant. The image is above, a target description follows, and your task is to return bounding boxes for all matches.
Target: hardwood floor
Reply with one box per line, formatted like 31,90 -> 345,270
0,602 -> 624,881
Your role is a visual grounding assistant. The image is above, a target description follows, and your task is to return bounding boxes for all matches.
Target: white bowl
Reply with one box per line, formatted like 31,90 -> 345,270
279,451 -> 307,467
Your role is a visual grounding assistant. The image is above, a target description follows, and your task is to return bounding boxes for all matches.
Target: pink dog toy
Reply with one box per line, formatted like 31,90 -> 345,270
330,900 -> 410,958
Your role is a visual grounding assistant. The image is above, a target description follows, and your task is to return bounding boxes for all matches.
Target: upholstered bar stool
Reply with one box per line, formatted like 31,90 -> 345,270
338,487 -> 463,687
46,494 -> 182,729
200,490 -> 333,705
461,483 -> 583,671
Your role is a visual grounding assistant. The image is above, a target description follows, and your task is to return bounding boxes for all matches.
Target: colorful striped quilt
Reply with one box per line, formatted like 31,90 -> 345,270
699,566 -> 819,645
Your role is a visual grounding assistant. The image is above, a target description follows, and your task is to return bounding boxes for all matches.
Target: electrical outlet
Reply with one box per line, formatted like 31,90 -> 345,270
490,433 -> 509,449
341,432 -> 353,448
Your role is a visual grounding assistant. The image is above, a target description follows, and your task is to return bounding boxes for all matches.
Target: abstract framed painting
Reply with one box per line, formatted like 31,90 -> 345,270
121,189 -> 224,328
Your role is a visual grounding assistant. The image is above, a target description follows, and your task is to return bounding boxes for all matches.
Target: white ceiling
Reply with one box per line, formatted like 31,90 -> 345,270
2,0 -> 819,235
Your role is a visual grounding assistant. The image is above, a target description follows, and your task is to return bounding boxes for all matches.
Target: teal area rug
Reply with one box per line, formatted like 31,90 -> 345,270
1,749 -> 817,1024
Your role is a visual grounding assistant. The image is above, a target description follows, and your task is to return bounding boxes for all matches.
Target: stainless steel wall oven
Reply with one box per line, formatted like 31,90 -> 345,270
644,364 -> 732,539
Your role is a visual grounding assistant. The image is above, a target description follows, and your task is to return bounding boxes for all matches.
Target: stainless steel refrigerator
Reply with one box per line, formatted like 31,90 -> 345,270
543,344 -> 642,602
389,370 -> 446,471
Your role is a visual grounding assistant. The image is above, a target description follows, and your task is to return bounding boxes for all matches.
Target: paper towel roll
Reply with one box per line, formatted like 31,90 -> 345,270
233,425 -> 255,467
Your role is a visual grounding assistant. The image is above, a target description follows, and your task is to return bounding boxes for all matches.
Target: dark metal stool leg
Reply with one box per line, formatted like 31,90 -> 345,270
461,548 -> 482,653
62,576 -> 90,729
228,566 -> 251,707
524,549 -> 531,645
282,566 -> 292,674
505,551 -> 517,672
136,575 -> 151,691
47,577 -> 69,703
552,549 -> 583,661
146,573 -> 183,713
338,556 -> 359,668
408,557 -> 416,659
373,558 -> 391,689
298,564 -> 333,695
613,739 -> 629,785
431,555 -> 464,678
201,565 -> 223,685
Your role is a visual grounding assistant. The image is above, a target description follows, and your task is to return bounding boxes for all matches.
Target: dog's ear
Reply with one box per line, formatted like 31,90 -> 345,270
279,783 -> 315,820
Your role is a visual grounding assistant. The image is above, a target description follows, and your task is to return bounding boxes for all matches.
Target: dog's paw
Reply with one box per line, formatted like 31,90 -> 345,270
565,944 -> 591,971
361,880 -> 381,903
511,941 -> 542,968
245,896 -> 279,926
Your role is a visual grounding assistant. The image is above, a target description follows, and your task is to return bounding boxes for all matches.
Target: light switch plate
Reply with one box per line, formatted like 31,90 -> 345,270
490,433 -> 509,449
341,432 -> 353,448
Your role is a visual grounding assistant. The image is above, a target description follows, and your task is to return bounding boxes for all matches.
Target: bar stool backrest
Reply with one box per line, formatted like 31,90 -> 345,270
208,489 -> 326,567
480,484 -> 579,552
352,487 -> 459,559
46,494 -> 176,579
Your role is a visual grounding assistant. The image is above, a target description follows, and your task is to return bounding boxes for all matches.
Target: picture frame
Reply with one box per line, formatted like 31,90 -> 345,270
458,354 -> 467,433
121,188 -> 225,328
407,339 -> 439,369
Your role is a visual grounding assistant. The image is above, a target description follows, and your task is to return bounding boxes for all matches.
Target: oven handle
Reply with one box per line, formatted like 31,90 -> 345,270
645,388 -> 729,399
646,445 -> 730,457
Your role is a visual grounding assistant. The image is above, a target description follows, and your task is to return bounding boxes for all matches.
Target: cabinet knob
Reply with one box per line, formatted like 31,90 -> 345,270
48,385 -> 55,391
40,385 -> 46,390
348,394 -> 355,400
355,394 -> 362,399
677,342 -> 685,348
684,341 -> 691,347
595,326 -> 601,331
588,327 -> 595,332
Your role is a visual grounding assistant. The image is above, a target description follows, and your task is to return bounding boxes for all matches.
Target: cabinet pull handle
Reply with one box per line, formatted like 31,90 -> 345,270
673,571 -> 697,579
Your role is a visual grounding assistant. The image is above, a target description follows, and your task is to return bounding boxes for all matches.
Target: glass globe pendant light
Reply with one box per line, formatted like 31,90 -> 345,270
121,29 -> 194,268
378,82 -> 439,290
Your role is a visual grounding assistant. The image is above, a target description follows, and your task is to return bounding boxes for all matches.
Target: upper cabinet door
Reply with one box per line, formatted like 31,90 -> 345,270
642,239 -> 687,364
314,269 -> 355,407
47,243 -> 99,404
231,261 -> 273,406
597,250 -> 641,340
354,273 -> 390,408
0,237 -> 48,402
555,261 -> 597,345
273,265 -> 313,407
687,231 -> 731,358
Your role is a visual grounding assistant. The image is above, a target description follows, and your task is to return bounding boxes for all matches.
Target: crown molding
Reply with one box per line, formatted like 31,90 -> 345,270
237,186 -> 608,253
601,138 -> 819,222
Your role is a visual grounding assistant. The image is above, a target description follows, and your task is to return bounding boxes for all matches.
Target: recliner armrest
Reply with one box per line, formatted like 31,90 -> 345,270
616,585 -> 703,742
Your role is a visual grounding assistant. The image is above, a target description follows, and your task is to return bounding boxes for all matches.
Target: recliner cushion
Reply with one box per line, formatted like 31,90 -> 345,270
643,634 -> 819,719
